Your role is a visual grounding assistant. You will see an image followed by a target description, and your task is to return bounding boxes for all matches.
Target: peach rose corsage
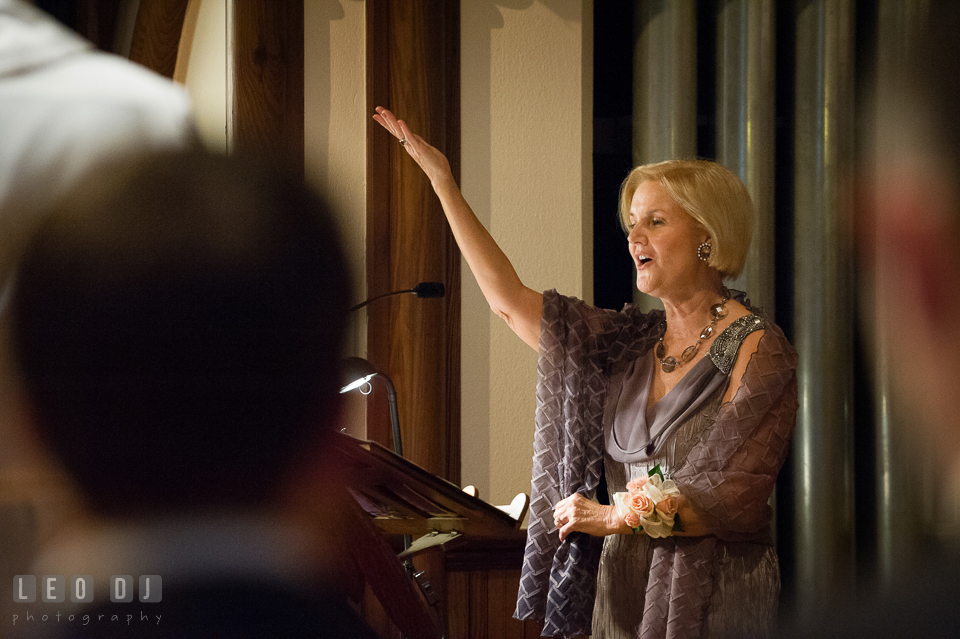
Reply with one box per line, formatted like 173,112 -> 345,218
613,465 -> 681,538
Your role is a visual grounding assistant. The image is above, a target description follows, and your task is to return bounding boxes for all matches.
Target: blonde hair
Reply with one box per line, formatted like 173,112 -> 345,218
618,159 -> 754,279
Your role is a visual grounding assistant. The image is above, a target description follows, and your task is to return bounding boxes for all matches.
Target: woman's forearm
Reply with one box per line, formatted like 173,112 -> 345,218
432,175 -> 542,350
373,107 -> 542,350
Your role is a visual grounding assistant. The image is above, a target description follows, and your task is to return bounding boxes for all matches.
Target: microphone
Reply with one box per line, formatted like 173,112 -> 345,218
410,282 -> 445,298
348,282 -> 445,312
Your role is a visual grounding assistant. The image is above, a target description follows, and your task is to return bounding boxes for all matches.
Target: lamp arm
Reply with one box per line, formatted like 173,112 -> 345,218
379,374 -> 408,551
381,375 -> 402,458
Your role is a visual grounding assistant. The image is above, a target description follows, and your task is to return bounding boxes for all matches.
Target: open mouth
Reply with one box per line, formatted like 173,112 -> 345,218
638,257 -> 652,266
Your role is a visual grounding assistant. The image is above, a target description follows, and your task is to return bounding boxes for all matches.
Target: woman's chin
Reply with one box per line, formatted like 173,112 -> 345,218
635,279 -> 657,297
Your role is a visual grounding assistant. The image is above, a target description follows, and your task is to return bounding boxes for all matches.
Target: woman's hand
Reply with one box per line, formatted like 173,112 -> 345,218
553,493 -> 629,541
373,107 -> 454,187
371,105 -> 544,351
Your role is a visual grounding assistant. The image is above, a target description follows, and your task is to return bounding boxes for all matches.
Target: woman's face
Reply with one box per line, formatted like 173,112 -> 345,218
626,180 -> 709,300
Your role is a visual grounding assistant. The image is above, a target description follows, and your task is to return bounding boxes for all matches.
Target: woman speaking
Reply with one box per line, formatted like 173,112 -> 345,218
374,107 -> 797,639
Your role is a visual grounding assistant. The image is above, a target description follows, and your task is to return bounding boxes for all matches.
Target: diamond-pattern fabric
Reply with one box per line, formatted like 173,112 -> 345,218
515,290 -> 797,638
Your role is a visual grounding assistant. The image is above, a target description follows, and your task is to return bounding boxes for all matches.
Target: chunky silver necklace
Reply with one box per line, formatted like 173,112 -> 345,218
656,289 -> 730,373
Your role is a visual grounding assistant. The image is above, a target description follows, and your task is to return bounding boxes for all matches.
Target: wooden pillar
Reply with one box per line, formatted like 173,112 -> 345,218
365,0 -> 461,484
128,0 -> 189,79
229,1 -> 304,174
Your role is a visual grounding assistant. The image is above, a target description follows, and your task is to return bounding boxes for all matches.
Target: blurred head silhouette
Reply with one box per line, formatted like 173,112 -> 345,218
9,150 -> 352,518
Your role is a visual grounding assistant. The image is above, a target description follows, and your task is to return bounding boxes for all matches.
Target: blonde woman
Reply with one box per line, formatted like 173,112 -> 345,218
375,107 -> 797,639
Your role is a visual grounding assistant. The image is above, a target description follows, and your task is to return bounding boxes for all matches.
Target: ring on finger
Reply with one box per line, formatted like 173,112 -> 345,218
399,138 -> 407,146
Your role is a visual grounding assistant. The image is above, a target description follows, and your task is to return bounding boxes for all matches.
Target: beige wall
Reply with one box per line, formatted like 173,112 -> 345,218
184,0 -> 368,357
182,0 -> 594,510
181,0 -> 226,154
303,0 -> 367,358
460,1 -> 593,508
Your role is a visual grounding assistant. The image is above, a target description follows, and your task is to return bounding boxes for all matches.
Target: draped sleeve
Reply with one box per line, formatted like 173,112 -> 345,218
636,320 -> 798,638
672,321 -> 799,540
514,290 -> 661,637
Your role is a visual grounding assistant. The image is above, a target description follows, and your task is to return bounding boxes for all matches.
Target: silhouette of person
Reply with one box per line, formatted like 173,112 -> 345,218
9,150 -> 376,638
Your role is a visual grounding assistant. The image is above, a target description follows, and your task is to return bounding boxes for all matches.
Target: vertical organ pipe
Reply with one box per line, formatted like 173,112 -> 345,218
871,0 -> 930,590
791,0 -> 857,614
632,0 -> 697,309
715,0 -> 776,314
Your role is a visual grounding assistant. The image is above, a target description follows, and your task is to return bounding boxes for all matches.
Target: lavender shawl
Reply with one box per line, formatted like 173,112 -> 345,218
514,290 -> 798,638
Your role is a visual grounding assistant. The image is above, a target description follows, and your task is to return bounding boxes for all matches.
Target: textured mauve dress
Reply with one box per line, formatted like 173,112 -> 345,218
515,290 -> 798,639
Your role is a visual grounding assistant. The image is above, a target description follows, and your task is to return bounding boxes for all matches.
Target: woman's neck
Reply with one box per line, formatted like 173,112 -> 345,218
661,284 -> 726,337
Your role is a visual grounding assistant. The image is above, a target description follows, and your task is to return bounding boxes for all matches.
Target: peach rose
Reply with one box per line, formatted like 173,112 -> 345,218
624,511 -> 640,528
656,496 -> 679,517
628,491 -> 655,518
626,477 -> 648,492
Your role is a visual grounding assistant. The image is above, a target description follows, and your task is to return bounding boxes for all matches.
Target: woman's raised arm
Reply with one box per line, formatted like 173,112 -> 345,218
373,107 -> 542,350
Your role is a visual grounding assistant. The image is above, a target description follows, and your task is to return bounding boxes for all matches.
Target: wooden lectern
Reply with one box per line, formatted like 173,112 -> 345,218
333,433 -> 534,639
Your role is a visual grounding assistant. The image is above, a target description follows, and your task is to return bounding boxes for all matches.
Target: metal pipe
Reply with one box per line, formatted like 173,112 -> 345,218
791,0 -> 857,614
631,0 -> 697,310
715,0 -> 776,314
871,0 -> 931,589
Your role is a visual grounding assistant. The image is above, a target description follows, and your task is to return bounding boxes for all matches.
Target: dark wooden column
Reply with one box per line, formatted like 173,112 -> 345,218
366,0 -> 461,484
231,1 -> 304,175
73,0 -> 124,53
127,0 -> 189,78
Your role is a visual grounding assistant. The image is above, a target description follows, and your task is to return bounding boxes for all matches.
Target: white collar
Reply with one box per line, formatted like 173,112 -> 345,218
0,0 -> 90,78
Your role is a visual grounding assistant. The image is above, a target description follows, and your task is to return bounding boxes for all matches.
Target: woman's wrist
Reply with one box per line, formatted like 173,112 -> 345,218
604,504 -> 632,535
430,172 -> 458,195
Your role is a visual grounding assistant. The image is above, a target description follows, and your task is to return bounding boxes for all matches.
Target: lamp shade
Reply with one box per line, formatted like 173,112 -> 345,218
340,357 -> 379,394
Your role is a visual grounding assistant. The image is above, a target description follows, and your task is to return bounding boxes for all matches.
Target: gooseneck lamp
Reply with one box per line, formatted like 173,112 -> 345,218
339,357 -> 402,458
